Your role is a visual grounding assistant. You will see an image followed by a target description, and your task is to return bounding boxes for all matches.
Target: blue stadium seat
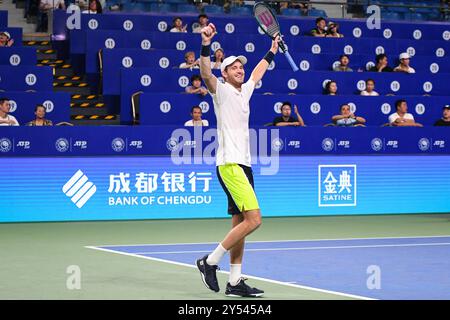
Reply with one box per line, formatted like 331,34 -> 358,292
381,12 -> 403,20
388,2 -> 411,14
308,9 -> 327,17
176,4 -> 198,13
230,6 -> 252,16
203,5 -> 224,14
122,2 -> 151,13
405,13 -> 426,21
150,3 -> 175,12
165,0 -> 186,4
281,8 -> 300,17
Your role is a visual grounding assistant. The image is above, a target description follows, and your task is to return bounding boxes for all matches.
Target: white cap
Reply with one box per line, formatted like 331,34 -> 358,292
399,52 -> 410,60
1,31 -> 11,39
220,55 -> 247,72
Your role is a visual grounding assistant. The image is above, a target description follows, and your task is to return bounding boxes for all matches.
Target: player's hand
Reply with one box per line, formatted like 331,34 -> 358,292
294,105 -> 299,114
201,23 -> 217,45
270,34 -> 280,54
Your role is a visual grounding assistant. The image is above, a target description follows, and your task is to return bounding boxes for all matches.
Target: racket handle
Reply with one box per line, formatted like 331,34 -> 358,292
283,50 -> 299,72
277,40 -> 299,72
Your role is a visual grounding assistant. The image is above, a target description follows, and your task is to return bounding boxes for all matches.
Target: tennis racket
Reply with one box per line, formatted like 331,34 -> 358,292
253,2 -> 299,72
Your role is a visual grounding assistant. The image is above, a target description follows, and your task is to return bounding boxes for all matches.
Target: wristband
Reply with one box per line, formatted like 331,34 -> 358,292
264,51 -> 275,64
201,44 -> 211,57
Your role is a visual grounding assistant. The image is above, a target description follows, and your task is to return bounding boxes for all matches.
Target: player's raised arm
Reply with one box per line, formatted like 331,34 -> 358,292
200,23 -> 218,94
250,35 -> 279,85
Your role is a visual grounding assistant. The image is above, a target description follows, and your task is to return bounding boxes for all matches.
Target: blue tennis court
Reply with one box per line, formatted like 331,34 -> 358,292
88,235 -> 450,300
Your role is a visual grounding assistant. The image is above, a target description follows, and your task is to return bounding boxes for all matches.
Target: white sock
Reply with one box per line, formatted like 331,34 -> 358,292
229,264 -> 242,286
206,243 -> 227,266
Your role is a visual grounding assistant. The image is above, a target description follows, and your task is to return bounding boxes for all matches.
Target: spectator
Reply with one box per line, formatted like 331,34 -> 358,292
184,106 -> 209,126
185,75 -> 208,96
0,98 -> 19,126
273,102 -> 305,126
389,99 -> 423,127
211,48 -> 225,70
179,51 -> 200,69
37,0 -> 66,32
82,0 -> 103,14
0,32 -> 14,47
369,54 -> 393,72
434,105 -> 450,126
170,17 -> 187,33
360,79 -> 379,96
310,17 -> 327,37
26,105 -> 53,126
326,22 -> 344,38
280,1 -> 309,15
332,104 -> 366,127
333,54 -> 353,72
324,80 -> 338,95
192,14 -> 209,33
394,52 -> 416,74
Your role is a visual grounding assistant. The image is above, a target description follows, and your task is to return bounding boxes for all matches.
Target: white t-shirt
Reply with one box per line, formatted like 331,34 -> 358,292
184,119 -> 209,126
179,62 -> 199,69
0,114 -> 19,126
360,90 -> 379,96
389,112 -> 415,124
394,65 -> 416,73
40,0 -> 65,9
210,61 -> 221,70
211,79 -> 255,167
170,28 -> 187,33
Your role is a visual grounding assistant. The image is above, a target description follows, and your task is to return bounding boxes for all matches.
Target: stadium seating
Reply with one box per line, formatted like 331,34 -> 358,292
0,47 -> 37,66
136,93 -> 446,127
0,66 -> 53,91
3,92 -> 71,124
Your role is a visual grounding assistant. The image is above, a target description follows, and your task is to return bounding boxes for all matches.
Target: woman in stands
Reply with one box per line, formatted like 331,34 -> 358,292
82,0 -> 103,14
26,105 -> 53,126
324,80 -> 338,95
170,17 -> 187,33
360,79 -> 379,96
0,32 -> 14,47
211,48 -> 225,70
326,22 -> 344,38
332,104 -> 366,127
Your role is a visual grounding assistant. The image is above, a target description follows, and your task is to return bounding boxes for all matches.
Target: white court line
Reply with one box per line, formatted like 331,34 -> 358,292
85,245 -> 375,301
90,235 -> 450,248
127,242 -> 450,255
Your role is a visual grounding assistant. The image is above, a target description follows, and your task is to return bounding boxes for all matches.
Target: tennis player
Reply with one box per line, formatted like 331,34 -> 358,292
196,23 -> 279,297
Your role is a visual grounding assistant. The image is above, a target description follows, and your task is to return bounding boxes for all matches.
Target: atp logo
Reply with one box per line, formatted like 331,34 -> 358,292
318,165 -> 357,207
62,170 -> 97,209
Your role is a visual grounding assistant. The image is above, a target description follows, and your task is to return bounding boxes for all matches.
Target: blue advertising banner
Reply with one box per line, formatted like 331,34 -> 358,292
0,155 -> 449,222
0,126 -> 449,156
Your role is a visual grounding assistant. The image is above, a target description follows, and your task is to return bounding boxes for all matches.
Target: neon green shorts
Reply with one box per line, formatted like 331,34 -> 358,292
216,163 -> 260,215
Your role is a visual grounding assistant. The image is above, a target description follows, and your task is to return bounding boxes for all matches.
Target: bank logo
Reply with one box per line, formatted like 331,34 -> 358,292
418,138 -> 430,151
166,137 -> 180,151
322,138 -> 334,152
272,138 -> 284,151
112,138 -> 125,152
62,170 -> 97,209
371,138 -> 383,151
56,138 -> 70,152
0,138 -> 12,153
319,165 -> 357,207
